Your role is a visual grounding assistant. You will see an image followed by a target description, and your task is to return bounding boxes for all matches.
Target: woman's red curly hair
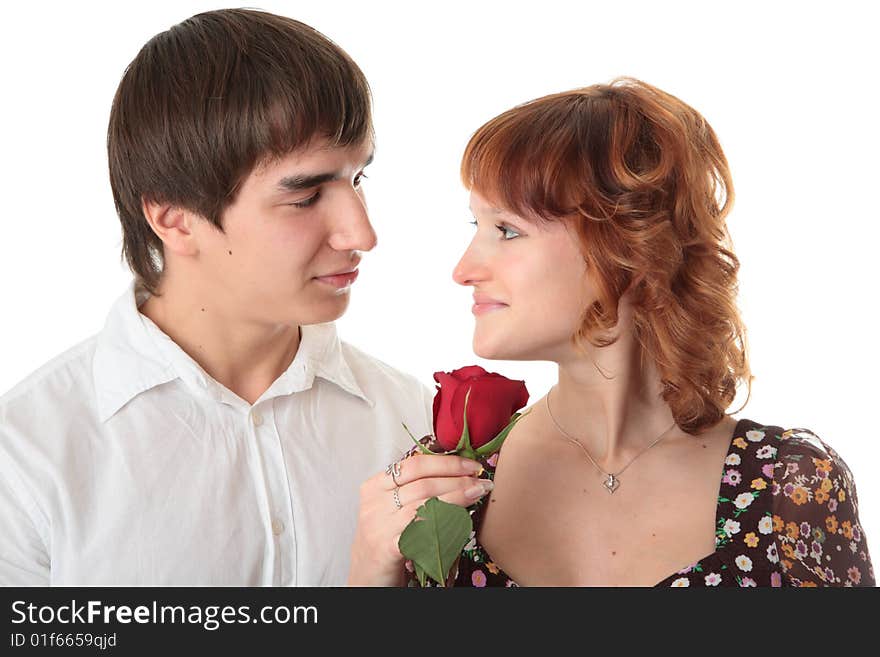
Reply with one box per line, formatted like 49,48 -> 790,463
461,77 -> 751,434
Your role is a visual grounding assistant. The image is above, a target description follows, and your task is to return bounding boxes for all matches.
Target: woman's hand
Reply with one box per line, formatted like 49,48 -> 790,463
347,452 -> 493,586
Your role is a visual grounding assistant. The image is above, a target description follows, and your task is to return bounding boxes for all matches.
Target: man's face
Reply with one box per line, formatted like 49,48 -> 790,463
189,137 -> 376,327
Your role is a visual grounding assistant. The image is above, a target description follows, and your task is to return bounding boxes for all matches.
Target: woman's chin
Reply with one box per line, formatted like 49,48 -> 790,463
472,337 -> 521,362
472,336 -> 498,360
473,332 -> 558,362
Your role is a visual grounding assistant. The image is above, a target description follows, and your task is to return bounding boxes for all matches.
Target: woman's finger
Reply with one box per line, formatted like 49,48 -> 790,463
396,480 -> 494,517
381,453 -> 483,490
395,476 -> 492,508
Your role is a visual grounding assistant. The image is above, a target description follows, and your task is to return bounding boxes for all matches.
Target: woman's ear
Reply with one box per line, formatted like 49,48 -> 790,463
141,198 -> 200,257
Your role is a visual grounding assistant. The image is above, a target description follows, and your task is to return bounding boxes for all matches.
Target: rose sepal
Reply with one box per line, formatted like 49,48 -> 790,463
454,389 -> 479,461
474,410 -> 530,457
401,422 -> 459,456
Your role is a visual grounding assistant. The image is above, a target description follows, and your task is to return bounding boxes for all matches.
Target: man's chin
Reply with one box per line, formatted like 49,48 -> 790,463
301,295 -> 351,325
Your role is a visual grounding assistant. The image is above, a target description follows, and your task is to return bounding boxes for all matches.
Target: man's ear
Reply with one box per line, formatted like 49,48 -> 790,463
141,198 -> 199,257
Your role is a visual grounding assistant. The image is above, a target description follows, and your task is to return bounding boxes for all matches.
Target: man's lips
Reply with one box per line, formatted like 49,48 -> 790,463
314,268 -> 359,288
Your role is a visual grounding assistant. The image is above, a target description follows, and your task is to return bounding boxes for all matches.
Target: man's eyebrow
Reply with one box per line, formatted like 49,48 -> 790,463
275,151 -> 375,193
276,171 -> 338,193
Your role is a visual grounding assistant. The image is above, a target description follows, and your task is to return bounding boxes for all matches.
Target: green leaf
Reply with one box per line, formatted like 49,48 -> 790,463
414,561 -> 428,588
474,409 -> 531,456
398,497 -> 473,587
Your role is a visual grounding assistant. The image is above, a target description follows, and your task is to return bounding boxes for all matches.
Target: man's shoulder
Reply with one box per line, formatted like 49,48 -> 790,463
0,335 -> 99,420
338,340 -> 430,398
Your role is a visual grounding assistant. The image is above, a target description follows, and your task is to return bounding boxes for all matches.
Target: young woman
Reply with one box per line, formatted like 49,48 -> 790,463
348,78 -> 874,587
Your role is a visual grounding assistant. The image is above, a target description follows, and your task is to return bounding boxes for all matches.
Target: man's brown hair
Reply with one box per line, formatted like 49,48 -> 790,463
107,8 -> 373,294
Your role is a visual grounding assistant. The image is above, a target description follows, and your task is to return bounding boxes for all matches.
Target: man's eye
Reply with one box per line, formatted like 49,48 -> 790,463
497,224 -> 520,240
290,191 -> 320,208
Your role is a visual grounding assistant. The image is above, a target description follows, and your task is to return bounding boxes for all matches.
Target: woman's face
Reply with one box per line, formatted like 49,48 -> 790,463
453,189 -> 595,362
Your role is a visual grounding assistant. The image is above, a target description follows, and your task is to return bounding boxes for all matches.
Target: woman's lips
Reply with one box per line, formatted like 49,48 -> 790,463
315,269 -> 359,288
472,301 -> 508,315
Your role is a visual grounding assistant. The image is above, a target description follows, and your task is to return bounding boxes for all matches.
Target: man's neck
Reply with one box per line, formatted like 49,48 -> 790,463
138,284 -> 302,406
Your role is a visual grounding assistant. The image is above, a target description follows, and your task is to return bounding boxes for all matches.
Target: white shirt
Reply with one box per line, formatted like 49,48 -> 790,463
0,282 -> 433,585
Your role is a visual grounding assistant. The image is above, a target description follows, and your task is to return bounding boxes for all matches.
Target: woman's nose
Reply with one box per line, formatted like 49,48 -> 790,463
452,240 -> 489,286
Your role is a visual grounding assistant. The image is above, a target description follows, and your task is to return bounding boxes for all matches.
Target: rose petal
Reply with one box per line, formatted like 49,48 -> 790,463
433,373 -> 465,450
455,377 -> 529,449
432,367 -> 529,451
449,365 -> 489,381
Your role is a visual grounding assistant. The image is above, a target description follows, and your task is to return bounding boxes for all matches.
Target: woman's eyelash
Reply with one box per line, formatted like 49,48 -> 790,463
468,220 -> 521,240
497,224 -> 520,240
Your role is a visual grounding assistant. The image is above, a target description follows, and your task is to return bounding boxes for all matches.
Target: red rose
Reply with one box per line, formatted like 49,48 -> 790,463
432,365 -> 529,451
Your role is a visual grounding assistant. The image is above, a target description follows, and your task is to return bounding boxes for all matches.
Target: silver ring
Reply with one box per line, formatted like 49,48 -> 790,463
392,486 -> 402,510
385,460 -> 402,486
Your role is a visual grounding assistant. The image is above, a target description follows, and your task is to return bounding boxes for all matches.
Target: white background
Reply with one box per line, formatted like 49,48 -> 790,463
2,2 -> 878,564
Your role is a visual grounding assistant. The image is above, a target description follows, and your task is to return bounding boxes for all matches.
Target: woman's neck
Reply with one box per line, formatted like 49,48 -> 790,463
548,323 -> 680,471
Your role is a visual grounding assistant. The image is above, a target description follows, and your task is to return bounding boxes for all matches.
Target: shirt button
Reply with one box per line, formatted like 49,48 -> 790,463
271,519 -> 285,536
251,412 -> 264,427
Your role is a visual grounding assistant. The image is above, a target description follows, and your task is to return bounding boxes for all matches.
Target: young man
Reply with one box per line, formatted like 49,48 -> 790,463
0,9 -> 434,585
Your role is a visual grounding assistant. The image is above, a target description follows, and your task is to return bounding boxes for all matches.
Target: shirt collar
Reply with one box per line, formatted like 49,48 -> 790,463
92,281 -> 178,423
257,321 -> 373,407
93,281 -> 373,422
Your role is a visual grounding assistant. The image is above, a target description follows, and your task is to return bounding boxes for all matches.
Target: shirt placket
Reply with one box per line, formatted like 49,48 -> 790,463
248,401 -> 297,586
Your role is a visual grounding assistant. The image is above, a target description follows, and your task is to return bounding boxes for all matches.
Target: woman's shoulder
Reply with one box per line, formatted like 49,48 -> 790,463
732,419 -> 860,502
765,424 -> 856,488
746,420 -> 875,586
775,426 -> 837,456
736,420 -> 847,464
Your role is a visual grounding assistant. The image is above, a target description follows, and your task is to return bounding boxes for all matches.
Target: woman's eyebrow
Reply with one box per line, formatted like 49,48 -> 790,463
469,205 -> 507,217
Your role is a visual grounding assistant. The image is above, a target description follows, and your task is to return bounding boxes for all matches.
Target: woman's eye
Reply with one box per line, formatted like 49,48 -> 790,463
290,191 -> 320,208
469,220 -> 520,240
354,172 -> 368,187
497,224 -> 520,240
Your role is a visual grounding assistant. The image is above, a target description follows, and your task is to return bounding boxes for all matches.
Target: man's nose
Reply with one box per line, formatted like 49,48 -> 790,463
328,189 -> 377,252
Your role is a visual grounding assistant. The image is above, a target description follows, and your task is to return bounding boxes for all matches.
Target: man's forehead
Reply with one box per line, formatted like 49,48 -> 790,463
254,138 -> 374,178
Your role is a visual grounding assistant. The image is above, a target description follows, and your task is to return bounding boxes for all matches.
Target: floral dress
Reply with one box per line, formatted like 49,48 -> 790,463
405,418 -> 874,587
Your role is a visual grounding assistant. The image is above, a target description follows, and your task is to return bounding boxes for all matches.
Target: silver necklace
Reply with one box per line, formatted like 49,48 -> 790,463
545,388 -> 677,494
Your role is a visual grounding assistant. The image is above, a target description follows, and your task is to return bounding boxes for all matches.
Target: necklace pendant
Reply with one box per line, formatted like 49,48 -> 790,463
603,474 -> 620,494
